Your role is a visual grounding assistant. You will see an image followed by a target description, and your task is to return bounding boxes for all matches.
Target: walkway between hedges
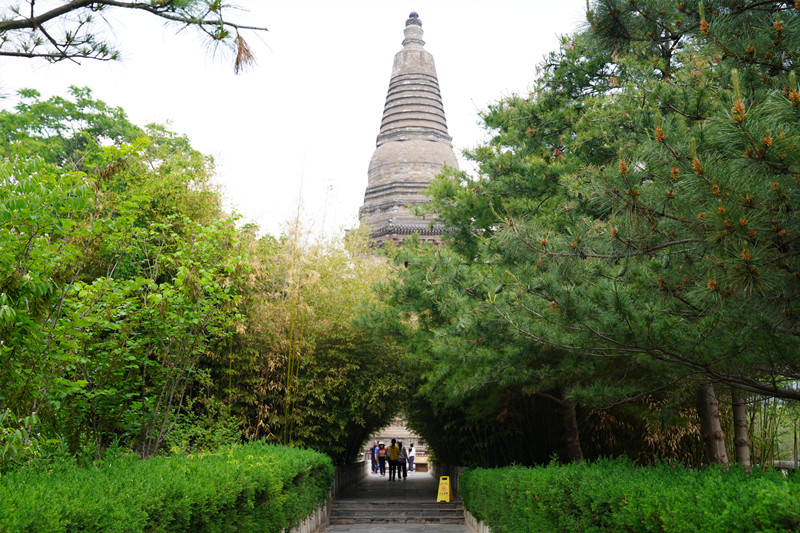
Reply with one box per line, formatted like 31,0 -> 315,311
323,470 -> 469,533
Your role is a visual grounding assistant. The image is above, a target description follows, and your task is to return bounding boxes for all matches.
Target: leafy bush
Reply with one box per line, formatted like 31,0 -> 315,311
0,441 -> 333,532
460,459 -> 800,533
0,410 -> 43,472
163,395 -> 243,454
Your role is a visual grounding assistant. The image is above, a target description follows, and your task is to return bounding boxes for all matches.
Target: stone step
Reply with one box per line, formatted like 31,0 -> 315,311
331,509 -> 464,517
329,518 -> 466,525
329,517 -> 465,525
329,501 -> 465,525
332,501 -> 462,509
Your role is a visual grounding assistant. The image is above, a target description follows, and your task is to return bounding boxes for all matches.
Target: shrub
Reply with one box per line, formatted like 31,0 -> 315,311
0,441 -> 334,532
460,458 -> 800,532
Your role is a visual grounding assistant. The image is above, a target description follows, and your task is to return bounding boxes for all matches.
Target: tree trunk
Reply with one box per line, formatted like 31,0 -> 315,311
561,388 -> 584,464
696,383 -> 729,465
731,388 -> 751,471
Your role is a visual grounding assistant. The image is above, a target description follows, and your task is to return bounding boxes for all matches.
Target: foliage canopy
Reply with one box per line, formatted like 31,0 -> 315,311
386,0 -> 800,466
0,88 -> 399,467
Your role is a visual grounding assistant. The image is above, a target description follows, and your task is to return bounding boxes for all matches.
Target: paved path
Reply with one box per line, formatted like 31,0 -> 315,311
322,471 -> 470,533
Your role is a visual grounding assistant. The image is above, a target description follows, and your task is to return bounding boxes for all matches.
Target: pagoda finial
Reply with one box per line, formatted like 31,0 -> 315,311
402,12 -> 424,48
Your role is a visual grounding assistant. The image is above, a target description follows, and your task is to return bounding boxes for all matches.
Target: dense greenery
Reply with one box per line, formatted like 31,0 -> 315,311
0,87 -> 398,469
387,0 -> 800,466
1,87 -> 238,460
0,442 -> 333,532
4,5 -> 800,521
461,460 -> 800,532
201,227 -> 405,464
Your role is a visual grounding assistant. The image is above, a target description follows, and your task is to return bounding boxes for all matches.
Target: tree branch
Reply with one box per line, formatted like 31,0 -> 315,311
0,0 -> 97,32
0,0 -> 268,70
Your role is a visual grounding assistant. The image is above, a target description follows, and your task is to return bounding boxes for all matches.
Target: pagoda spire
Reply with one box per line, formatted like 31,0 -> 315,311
358,12 -> 458,247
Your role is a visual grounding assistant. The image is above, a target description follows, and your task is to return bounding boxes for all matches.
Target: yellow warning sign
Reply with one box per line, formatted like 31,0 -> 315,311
436,476 -> 452,502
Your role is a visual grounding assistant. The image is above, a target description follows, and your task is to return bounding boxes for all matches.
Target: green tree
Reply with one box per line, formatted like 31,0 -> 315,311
2,88 -> 399,463
0,155 -> 95,419
0,0 -> 266,72
57,217 -> 245,456
395,0 -> 800,465
0,88 -> 242,459
385,237 -> 664,464
0,86 -> 142,167
479,0 -> 800,399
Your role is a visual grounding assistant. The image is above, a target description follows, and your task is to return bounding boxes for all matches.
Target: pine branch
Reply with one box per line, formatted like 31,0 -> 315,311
0,0 -> 268,68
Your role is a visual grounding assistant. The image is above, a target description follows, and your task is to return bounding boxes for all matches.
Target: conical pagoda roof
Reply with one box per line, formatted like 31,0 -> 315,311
359,12 -> 458,247
376,12 -> 452,145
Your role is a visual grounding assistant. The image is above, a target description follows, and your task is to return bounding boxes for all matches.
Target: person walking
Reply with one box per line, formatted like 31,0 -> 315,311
370,440 -> 379,474
398,441 -> 408,479
377,442 -> 387,476
408,443 -> 416,472
387,438 -> 400,480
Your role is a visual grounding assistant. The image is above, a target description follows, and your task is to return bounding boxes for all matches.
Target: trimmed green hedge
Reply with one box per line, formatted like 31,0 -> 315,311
461,458 -> 800,533
0,442 -> 334,532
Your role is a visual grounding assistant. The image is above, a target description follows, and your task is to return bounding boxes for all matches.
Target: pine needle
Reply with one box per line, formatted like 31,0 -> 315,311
233,33 -> 255,74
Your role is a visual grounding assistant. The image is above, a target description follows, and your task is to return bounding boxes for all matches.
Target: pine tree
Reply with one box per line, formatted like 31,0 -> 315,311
400,0 -> 800,464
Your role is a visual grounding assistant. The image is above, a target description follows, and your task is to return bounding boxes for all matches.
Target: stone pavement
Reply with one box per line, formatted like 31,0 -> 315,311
322,470 -> 470,533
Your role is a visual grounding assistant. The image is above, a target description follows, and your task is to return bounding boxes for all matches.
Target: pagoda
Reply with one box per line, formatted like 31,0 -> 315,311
358,12 -> 458,246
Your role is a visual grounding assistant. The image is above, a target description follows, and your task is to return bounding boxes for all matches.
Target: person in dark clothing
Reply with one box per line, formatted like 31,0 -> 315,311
370,440 -> 379,474
398,440 -> 408,479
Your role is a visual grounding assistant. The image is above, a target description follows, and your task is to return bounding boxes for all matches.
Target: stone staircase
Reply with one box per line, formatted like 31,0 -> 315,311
328,471 -> 465,526
329,500 -> 465,525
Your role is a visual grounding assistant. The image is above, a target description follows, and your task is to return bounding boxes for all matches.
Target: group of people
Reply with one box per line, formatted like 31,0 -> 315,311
370,439 -> 415,480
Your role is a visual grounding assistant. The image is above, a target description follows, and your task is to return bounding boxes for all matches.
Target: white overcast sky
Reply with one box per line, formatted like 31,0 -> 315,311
1,0 -> 587,238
